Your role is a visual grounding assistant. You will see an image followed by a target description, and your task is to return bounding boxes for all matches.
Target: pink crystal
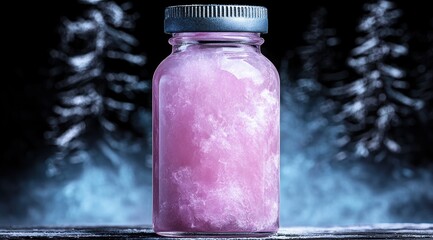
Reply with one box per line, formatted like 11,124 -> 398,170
153,33 -> 280,235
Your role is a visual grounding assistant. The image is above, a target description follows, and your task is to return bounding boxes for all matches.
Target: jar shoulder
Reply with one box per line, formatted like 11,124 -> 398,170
153,49 -> 279,82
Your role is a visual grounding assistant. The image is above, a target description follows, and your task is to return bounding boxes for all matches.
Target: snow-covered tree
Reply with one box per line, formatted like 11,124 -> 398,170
292,7 -> 346,106
335,0 -> 423,163
46,0 -> 151,175
279,7 -> 354,226
280,7 -> 346,162
409,19 -> 433,164
415,20 -> 433,124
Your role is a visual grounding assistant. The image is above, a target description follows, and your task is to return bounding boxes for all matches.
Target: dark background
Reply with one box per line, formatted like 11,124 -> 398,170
2,0 -> 433,227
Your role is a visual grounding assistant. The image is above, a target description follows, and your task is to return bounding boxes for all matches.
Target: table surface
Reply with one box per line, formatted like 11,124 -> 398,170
0,224 -> 432,239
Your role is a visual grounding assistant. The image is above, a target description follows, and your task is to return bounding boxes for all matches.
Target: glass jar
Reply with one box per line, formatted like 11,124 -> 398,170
152,4 -> 280,237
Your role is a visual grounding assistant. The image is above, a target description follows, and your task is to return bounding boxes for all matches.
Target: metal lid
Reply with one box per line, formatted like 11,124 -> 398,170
164,4 -> 268,33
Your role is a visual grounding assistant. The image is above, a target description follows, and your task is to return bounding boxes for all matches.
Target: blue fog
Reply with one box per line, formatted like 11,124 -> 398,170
4,91 -> 430,227
2,0 -> 432,228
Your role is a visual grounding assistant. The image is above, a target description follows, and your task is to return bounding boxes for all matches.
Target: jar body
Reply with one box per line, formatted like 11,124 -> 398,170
152,32 -> 280,237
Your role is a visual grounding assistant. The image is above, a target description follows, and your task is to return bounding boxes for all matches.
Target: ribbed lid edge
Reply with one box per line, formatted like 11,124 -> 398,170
164,4 -> 268,33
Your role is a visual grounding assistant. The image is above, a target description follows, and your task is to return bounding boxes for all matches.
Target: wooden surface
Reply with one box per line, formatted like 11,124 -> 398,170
0,224 -> 432,239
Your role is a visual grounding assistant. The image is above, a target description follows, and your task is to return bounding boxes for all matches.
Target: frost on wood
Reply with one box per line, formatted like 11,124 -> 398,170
46,0 -> 150,175
335,0 -> 422,163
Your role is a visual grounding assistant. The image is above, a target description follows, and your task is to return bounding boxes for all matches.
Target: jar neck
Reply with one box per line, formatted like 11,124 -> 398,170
169,32 -> 264,52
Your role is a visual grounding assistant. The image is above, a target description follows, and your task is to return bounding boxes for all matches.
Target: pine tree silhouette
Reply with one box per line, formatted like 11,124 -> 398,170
293,7 -> 346,105
336,0 -> 423,163
46,0 -> 150,175
410,18 -> 433,164
280,7 -> 345,165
